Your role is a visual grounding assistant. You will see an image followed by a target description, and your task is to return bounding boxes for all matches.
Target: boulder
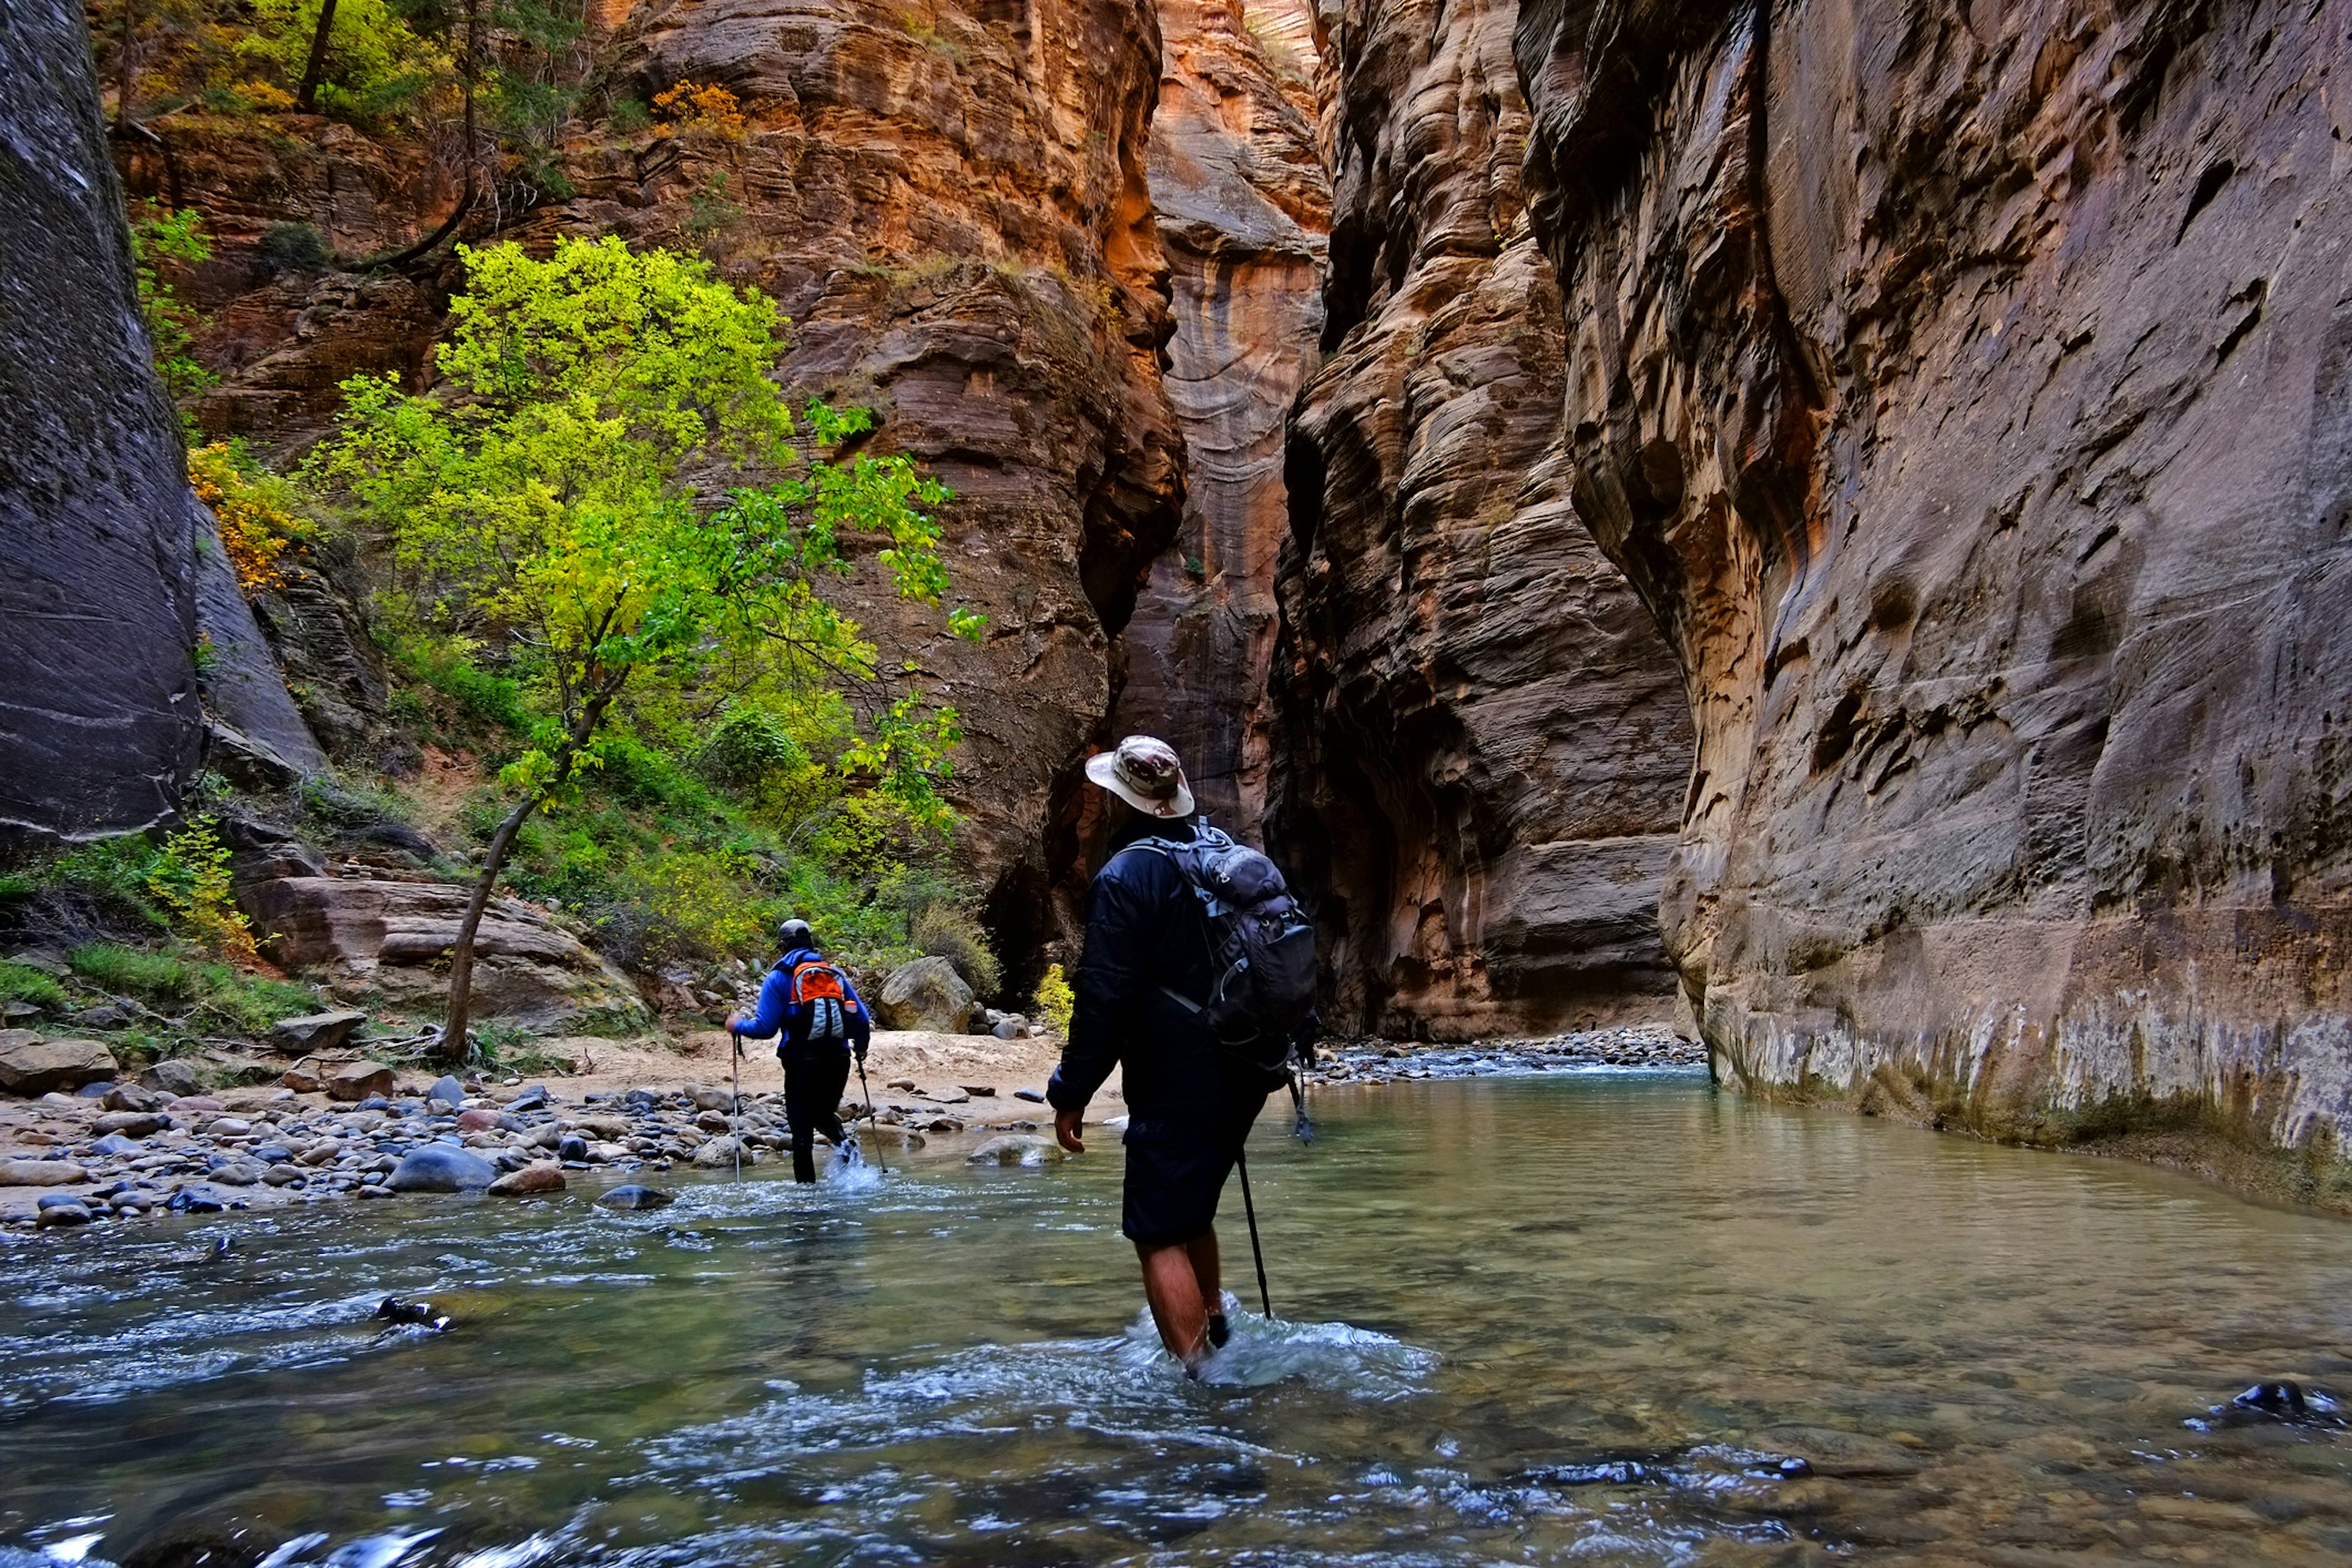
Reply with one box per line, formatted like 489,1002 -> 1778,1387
688,1085 -> 731,1111
876,957 -> 976,1034
325,1061 -> 396,1102
241,876 -> 648,1033
0,1159 -> 87,1186
139,1059 -> 203,1096
486,1162 -> 565,1196
596,1183 -> 673,1210
691,1135 -> 745,1168
35,1199 -> 92,1227
0,1031 -> 117,1096
266,1009 -> 366,1054
101,1084 -> 160,1112
428,1074 -> 466,1107
92,1112 -> 163,1137
386,1145 -> 499,1193
968,1134 -> 1066,1166
281,1067 -> 323,1093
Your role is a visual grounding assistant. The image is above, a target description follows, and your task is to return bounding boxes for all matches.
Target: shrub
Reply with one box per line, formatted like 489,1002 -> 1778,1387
0,962 -> 68,1012
652,79 -> 746,140
911,904 -> 1000,999
69,943 -> 317,1033
605,97 -> 652,135
1032,963 -> 1074,1038
145,821 -> 257,956
260,221 -> 330,271
189,442 -> 312,594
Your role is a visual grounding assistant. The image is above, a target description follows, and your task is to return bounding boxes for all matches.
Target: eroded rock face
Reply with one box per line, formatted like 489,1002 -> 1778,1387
1517,0 -> 2352,1195
1115,0 -> 1329,838
244,877 -> 649,1033
1267,0 -> 1691,1038
0,1 -> 205,845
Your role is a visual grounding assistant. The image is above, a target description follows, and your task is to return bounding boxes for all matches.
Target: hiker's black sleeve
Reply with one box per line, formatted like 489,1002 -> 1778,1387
1049,862 -> 1144,1113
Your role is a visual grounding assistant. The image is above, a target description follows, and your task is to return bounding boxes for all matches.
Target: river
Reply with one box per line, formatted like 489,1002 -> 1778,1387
3,1070 -> 2350,1564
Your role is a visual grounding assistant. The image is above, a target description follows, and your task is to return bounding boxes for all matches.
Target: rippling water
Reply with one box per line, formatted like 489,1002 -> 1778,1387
4,1071 -> 2351,1565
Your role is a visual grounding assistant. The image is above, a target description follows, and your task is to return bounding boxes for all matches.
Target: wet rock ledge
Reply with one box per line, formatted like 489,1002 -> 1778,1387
1307,1025 -> 1703,1086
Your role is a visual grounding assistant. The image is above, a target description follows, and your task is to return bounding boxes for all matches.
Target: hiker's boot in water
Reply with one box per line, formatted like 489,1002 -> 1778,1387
1207,1312 -> 1231,1349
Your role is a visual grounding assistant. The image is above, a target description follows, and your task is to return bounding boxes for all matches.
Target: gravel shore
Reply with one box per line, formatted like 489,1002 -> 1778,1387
0,1025 -> 1702,1228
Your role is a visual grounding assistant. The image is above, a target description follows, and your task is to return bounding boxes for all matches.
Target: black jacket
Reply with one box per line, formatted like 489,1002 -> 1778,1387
1047,816 -> 1243,1125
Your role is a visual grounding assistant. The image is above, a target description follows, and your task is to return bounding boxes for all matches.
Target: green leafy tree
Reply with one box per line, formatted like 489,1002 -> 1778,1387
314,235 -> 979,1061
129,206 -> 217,407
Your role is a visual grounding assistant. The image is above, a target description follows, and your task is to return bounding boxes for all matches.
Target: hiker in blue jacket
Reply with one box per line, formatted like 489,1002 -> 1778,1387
1049,736 -> 1274,1371
728,919 -> 872,1182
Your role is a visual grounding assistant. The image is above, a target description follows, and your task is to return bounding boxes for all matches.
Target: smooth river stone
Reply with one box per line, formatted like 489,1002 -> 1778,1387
386,1145 -> 499,1193
487,1163 -> 565,1195
0,1159 -> 87,1186
595,1184 -> 673,1210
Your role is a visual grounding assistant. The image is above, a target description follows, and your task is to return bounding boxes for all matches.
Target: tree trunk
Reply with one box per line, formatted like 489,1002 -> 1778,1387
437,791 -> 538,1065
295,0 -> 340,113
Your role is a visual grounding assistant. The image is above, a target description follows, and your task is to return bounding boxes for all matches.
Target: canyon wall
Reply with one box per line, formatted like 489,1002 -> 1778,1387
1,1 -> 205,846
1115,0 -> 1329,837
1516,0 -> 2352,1198
1268,0 -> 1692,1038
128,0 -> 1190,973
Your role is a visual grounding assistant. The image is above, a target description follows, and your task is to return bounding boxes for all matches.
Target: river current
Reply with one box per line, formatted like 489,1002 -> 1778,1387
3,1070 -> 2350,1565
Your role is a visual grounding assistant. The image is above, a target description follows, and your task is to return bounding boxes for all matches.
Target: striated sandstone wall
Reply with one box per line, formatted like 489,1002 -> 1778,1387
1116,0 -> 1330,837
1516,0 -> 2352,1199
1268,0 -> 1692,1038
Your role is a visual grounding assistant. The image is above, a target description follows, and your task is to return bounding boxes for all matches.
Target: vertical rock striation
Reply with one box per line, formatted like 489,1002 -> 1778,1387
1269,0 -> 1692,1038
1117,0 -> 1330,837
1517,0 -> 2352,1198
0,0 -> 205,845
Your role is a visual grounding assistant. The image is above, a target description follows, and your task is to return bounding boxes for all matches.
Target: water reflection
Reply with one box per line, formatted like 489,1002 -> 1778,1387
2,1072 -> 2350,1564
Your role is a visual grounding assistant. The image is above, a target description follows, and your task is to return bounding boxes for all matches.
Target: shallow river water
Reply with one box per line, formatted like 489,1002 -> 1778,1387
5,1071 -> 2352,1566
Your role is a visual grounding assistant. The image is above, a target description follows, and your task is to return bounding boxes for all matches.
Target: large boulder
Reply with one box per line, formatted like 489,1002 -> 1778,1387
0,1031 -> 117,1096
243,876 -> 648,1033
267,1008 -> 367,1055
325,1060 -> 395,1101
386,1144 -> 499,1193
877,957 -> 977,1034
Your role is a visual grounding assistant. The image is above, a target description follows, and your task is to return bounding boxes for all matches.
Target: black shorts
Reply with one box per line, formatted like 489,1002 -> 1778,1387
1121,1093 -> 1268,1246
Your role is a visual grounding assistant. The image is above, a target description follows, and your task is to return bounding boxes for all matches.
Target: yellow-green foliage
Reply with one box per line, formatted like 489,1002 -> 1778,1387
1033,963 -> 1074,1038
145,821 -> 256,956
130,207 -> 216,405
912,904 -> 1000,998
238,0 -> 456,127
189,441 -> 313,592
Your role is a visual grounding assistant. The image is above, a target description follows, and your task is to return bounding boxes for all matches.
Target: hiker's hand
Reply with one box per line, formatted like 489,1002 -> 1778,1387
725,1010 -> 744,1033
1055,1108 -> 1085,1154
854,1044 -> 868,1065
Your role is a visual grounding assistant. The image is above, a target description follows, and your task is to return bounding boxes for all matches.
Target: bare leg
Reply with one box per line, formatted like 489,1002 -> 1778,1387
1136,1237 -> 1213,1369
1186,1229 -> 1221,1310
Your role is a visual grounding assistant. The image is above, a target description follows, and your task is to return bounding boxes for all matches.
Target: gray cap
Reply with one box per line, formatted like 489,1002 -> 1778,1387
778,918 -> 815,949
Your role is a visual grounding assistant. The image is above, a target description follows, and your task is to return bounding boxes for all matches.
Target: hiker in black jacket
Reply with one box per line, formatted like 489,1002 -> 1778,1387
1049,735 -> 1271,1371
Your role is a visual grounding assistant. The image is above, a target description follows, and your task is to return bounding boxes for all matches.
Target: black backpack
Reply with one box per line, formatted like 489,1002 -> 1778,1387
1130,826 -> 1318,1074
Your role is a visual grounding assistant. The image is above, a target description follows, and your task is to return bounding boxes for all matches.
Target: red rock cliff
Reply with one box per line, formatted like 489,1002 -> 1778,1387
1268,0 -> 1693,1038
1517,0 -> 2352,1199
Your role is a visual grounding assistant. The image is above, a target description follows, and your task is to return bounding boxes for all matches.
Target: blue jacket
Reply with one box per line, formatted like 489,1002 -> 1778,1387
734,948 -> 872,1055
1047,817 -> 1239,1126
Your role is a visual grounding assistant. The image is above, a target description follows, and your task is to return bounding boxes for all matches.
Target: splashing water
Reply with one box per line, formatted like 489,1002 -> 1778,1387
6,1070 -> 2352,1565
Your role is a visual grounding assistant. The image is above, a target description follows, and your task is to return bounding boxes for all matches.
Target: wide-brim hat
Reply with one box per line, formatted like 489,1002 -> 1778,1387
1085,734 -> 1195,818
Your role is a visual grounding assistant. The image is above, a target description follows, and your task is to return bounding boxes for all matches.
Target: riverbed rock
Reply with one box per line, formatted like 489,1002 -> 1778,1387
139,1060 -> 203,1097
325,1061 -> 396,1102
691,1136 -> 745,1169
968,1134 -> 1067,1166
386,1145 -> 499,1193
267,1008 -> 367,1054
428,1074 -> 466,1108
487,1163 -> 565,1196
1511,0 -> 2352,1190
0,1032 -> 119,1097
0,1159 -> 87,1187
596,1184 -> 674,1211
877,958 -> 977,1035
89,1134 -> 141,1158
92,1112 -> 163,1137
243,876 -> 648,1032
34,1199 -> 91,1227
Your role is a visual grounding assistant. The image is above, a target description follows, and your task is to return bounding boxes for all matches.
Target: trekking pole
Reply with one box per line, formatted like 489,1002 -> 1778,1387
855,1052 -> 886,1174
729,1031 -> 744,1183
1235,1149 -> 1272,1319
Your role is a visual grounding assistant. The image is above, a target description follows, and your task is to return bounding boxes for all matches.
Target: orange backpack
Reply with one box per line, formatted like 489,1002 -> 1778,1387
787,959 -> 858,1042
